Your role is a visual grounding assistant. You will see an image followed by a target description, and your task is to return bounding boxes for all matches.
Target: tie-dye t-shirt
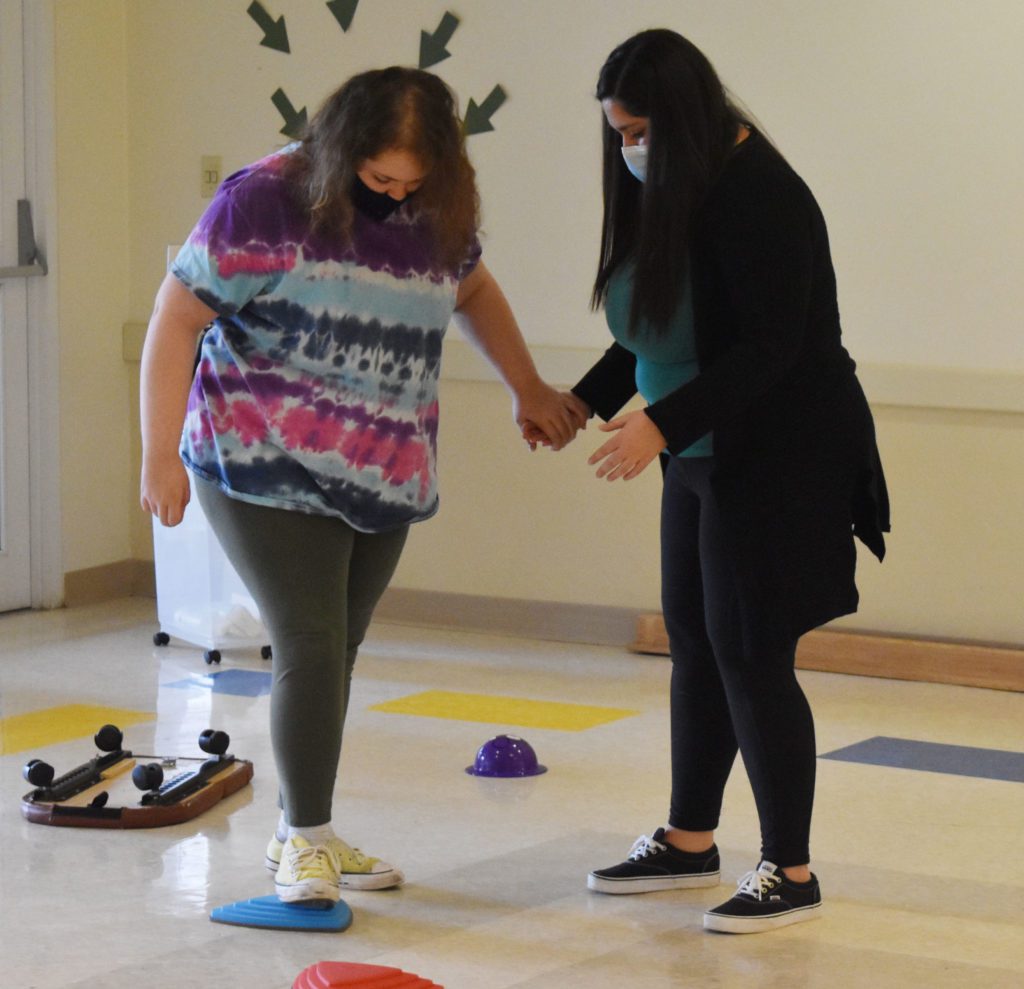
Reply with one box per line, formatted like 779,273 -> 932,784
172,148 -> 479,533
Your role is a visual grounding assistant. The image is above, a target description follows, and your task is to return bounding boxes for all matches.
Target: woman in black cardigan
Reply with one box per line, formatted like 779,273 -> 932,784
559,29 -> 890,934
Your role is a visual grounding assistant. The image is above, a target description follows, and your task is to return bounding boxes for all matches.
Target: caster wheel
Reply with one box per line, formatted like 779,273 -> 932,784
23,759 -> 55,787
204,649 -> 221,665
198,729 -> 229,756
260,645 -> 272,660
94,724 -> 123,752
153,632 -> 170,646
132,762 -> 164,791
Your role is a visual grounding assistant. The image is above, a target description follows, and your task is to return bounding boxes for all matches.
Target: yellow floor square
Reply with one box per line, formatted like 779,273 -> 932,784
369,690 -> 638,732
0,704 -> 154,756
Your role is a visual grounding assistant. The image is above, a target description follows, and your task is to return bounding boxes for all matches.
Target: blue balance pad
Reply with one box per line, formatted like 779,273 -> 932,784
210,895 -> 352,932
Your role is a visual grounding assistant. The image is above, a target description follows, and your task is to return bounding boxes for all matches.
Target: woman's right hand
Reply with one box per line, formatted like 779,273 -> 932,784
521,392 -> 591,450
140,455 -> 191,527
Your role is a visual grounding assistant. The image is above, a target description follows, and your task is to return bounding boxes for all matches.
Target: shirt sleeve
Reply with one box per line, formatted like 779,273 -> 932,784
571,341 -> 638,421
456,235 -> 483,282
171,167 -> 293,316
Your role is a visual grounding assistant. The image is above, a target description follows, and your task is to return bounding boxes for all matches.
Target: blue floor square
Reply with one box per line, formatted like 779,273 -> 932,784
820,736 -> 1024,783
164,669 -> 273,697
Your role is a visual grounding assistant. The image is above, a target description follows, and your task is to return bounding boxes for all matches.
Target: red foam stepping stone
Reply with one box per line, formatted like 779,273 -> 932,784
293,961 -> 443,988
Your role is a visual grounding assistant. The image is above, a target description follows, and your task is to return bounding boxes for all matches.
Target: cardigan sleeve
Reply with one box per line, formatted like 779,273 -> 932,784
571,341 -> 638,421
643,148 -> 819,455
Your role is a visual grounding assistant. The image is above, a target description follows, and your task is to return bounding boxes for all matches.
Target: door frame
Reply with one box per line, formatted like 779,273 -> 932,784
20,1 -> 61,608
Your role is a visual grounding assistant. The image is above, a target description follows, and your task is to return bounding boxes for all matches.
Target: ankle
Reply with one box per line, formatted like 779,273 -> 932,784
780,864 -> 812,883
288,823 -> 335,846
664,828 -> 715,854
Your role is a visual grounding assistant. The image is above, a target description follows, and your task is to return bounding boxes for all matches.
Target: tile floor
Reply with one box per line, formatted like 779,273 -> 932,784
1,598 -> 1022,988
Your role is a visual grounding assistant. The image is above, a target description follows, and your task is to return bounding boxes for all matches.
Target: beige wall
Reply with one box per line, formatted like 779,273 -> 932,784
856,404 -> 1023,644
52,1 -> 1024,648
54,0 -> 133,573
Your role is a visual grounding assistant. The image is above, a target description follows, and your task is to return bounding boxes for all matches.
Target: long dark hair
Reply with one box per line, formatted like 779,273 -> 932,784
282,67 -> 479,273
592,30 -> 746,334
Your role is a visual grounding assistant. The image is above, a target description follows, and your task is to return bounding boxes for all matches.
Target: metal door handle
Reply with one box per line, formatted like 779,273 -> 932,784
0,200 -> 47,279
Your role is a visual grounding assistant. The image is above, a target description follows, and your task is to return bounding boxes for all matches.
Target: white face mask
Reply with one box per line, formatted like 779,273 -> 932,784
621,144 -> 648,182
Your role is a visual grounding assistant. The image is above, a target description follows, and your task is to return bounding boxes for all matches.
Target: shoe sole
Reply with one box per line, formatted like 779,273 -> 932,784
338,870 -> 405,891
703,902 -> 822,933
587,871 -> 720,894
267,856 -> 404,890
275,878 -> 340,905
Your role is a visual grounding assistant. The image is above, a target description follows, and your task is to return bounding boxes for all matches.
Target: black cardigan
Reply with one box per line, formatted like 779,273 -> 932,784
573,132 -> 890,644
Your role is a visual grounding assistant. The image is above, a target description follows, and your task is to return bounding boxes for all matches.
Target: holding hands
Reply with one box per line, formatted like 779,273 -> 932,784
523,400 -> 665,482
518,389 -> 590,451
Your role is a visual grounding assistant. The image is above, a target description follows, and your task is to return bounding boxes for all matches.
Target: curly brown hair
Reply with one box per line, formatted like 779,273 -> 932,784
282,67 -> 479,274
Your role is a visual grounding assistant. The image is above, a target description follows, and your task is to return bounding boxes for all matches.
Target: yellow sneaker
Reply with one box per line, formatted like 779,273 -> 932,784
273,836 -> 340,905
266,834 -> 404,890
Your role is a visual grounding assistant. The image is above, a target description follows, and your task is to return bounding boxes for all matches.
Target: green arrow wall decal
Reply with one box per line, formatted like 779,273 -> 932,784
272,88 -> 308,139
463,85 -> 507,136
247,1 -> 289,53
419,11 -> 459,69
326,0 -> 359,32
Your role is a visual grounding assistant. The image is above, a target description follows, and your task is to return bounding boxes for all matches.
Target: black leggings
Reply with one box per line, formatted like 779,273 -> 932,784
661,457 -> 816,866
196,478 -> 408,828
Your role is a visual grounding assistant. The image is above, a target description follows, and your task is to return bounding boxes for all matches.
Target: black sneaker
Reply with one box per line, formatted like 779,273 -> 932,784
704,861 -> 822,933
588,829 -> 720,894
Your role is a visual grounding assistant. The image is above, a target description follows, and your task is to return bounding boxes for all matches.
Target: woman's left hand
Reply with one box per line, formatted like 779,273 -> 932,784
515,383 -> 588,451
588,410 -> 666,480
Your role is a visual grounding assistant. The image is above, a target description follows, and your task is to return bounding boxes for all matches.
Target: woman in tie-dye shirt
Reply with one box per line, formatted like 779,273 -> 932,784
140,68 -> 583,905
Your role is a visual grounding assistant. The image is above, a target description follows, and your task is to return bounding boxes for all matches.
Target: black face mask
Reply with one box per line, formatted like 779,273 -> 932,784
351,176 -> 410,221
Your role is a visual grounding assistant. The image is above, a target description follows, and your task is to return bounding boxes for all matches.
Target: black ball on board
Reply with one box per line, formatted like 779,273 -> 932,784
94,724 -> 123,752
23,759 -> 55,787
132,762 -> 164,791
198,729 -> 229,756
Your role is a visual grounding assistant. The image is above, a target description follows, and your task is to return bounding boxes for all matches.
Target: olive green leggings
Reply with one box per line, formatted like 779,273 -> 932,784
196,478 -> 408,827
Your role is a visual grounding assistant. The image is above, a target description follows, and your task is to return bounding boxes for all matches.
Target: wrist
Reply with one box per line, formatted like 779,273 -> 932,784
508,371 -> 545,401
142,448 -> 182,471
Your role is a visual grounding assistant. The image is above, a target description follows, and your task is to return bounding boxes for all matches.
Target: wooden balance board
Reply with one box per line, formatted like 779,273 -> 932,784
22,730 -> 253,829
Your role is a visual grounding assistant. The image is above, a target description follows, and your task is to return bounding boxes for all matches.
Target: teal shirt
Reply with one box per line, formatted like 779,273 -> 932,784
605,267 -> 713,457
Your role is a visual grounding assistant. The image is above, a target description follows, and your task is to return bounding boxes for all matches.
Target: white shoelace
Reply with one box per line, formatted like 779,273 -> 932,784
735,863 -> 782,900
325,840 -> 373,872
286,843 -> 333,877
627,834 -> 667,861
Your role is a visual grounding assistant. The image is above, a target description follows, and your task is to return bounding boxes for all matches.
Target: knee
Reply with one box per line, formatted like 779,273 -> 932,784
271,625 -> 347,672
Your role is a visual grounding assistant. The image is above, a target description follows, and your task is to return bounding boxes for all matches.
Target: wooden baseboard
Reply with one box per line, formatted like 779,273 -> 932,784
66,573 -> 1022,691
63,559 -> 155,607
796,629 -> 1024,692
375,587 -> 640,648
631,612 -> 1024,692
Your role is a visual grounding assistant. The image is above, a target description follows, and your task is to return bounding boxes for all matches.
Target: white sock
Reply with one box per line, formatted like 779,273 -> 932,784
288,823 -> 335,846
275,812 -> 288,842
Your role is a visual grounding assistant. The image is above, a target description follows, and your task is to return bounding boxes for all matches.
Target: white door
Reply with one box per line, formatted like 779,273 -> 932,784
0,0 -> 34,610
